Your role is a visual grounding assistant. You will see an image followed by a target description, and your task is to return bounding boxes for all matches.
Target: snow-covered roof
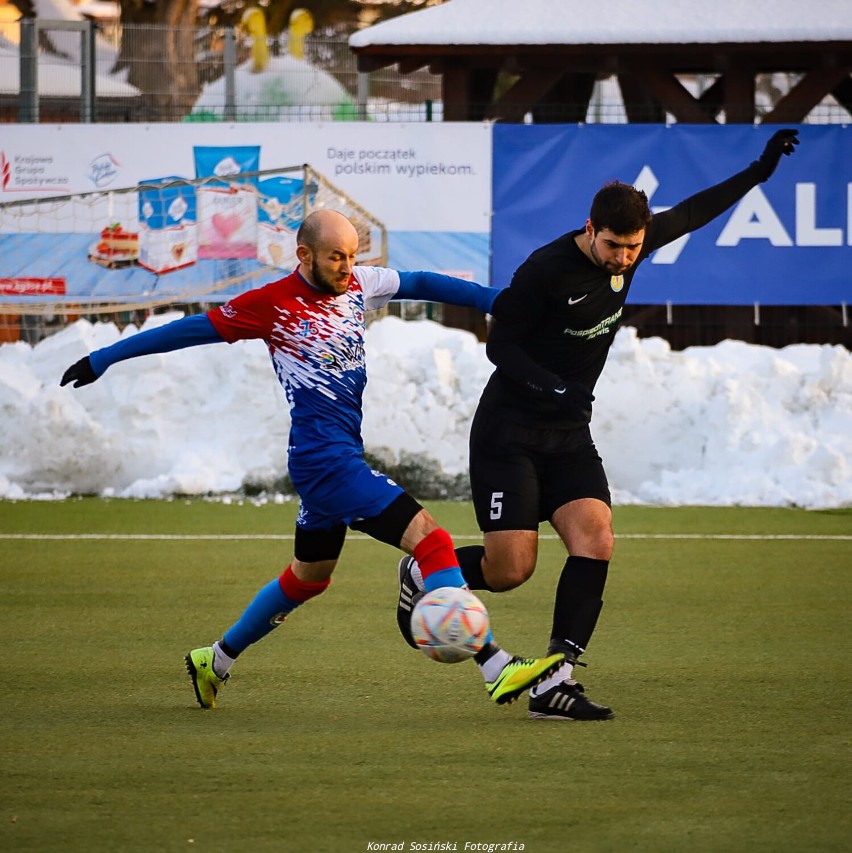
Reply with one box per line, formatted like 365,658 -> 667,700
0,45 -> 140,97
350,0 -> 852,48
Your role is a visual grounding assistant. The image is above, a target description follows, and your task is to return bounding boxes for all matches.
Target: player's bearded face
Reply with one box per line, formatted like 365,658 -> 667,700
311,256 -> 351,295
590,228 -> 644,274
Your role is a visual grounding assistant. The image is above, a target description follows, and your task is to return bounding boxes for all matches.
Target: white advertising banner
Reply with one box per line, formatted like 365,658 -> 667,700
0,122 -> 491,230
0,122 -> 493,302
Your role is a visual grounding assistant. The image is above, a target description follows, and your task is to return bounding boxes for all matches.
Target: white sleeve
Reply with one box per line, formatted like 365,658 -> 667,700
353,266 -> 401,311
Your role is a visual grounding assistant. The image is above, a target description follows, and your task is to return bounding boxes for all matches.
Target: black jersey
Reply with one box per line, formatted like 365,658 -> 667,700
482,160 -> 769,425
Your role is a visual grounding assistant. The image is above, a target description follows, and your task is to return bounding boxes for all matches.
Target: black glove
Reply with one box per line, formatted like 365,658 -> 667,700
551,380 -> 594,422
756,128 -> 799,181
60,356 -> 98,388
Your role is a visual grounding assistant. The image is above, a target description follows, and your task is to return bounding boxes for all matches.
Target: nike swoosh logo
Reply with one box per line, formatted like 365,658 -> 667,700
568,294 -> 587,305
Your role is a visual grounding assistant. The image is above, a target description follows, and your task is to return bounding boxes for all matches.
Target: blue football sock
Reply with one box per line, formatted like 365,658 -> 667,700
422,566 -> 467,592
222,578 -> 301,654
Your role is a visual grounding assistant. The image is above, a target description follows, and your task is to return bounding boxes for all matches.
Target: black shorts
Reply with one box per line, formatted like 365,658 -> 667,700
469,405 -> 611,532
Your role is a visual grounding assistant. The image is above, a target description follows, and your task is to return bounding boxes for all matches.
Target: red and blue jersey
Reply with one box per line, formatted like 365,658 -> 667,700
207,266 -> 401,468
86,265 -> 495,526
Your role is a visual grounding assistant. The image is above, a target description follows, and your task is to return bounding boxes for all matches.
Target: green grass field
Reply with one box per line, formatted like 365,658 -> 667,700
2,499 -> 850,853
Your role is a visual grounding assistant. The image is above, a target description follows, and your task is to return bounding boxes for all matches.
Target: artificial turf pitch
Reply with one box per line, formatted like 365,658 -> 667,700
2,499 -> 850,852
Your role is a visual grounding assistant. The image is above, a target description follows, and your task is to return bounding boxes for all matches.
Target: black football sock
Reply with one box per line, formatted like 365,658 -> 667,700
548,556 -> 609,662
455,545 -> 491,591
456,547 -> 496,665
473,641 -> 501,664
217,639 -> 240,659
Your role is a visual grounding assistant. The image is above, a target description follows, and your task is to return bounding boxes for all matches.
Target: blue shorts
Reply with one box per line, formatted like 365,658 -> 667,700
290,452 -> 404,532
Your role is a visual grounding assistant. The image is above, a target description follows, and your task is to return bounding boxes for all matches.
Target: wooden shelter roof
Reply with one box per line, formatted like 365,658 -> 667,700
350,0 -> 852,123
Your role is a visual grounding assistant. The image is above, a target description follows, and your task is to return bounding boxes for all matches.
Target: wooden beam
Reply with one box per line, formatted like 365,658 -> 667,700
468,69 -> 499,121
763,67 -> 852,123
721,67 -> 754,123
617,72 -> 667,122
350,41 -> 851,70
356,55 -> 395,73
532,71 -> 597,123
629,68 -> 716,123
485,68 -> 566,122
441,62 -> 471,121
697,75 -> 724,117
398,58 -> 430,74
831,75 -> 852,116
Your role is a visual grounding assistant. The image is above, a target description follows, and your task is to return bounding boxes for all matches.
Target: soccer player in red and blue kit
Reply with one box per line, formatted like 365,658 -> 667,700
61,209 -> 564,710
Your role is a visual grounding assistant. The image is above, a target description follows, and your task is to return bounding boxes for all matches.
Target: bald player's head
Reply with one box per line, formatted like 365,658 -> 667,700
296,211 -> 359,296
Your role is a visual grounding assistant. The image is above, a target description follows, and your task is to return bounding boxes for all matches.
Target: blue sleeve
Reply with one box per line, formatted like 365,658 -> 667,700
394,271 -> 497,315
88,313 -> 224,377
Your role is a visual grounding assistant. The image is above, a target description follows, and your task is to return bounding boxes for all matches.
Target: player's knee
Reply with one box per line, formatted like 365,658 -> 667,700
570,517 -> 614,560
567,537 -> 613,562
581,529 -> 614,561
594,527 -> 615,560
483,553 -> 535,592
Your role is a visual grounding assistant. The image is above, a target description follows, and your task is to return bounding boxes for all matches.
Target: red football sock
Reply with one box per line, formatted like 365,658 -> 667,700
278,565 -> 331,602
413,528 -> 458,583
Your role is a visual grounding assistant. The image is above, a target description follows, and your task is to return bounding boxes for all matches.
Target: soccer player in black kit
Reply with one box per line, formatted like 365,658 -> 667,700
397,128 -> 799,720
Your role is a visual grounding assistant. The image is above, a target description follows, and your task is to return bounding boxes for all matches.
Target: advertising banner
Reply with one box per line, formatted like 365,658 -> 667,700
492,124 -> 851,305
0,122 -> 492,304
2,123 -> 849,306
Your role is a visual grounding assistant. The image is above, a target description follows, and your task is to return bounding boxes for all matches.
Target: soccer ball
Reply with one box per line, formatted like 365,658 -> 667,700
410,587 -> 490,663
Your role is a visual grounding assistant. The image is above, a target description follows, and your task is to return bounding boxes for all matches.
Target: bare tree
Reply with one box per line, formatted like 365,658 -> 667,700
114,0 -> 201,119
58,0 -> 447,120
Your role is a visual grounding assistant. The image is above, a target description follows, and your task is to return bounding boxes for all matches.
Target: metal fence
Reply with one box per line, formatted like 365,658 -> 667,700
2,18 -> 444,124
3,19 -> 850,125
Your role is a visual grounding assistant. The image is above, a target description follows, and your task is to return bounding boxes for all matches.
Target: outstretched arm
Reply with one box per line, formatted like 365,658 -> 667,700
393,270 -> 497,314
650,128 -> 799,248
60,313 -> 224,388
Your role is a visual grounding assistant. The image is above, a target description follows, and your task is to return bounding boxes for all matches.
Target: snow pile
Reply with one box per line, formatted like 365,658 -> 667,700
1,313 -> 849,507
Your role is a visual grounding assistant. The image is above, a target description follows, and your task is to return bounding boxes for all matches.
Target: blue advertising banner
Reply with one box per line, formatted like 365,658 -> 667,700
491,124 -> 851,305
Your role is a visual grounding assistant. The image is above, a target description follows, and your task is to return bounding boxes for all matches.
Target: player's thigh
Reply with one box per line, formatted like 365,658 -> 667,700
470,411 -> 542,587
538,429 -> 611,520
538,432 -> 613,558
469,411 -> 542,533
482,529 -> 539,590
292,521 -> 347,581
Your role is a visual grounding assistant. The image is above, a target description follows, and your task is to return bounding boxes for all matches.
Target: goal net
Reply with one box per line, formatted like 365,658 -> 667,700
0,165 -> 387,327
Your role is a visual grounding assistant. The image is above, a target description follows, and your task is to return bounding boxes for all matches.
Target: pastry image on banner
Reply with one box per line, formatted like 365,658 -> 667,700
194,146 -> 260,260
138,176 -> 198,274
257,175 -> 313,270
89,223 -> 139,269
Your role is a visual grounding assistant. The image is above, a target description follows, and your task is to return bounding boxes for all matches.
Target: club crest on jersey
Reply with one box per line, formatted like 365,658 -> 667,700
610,275 -> 624,293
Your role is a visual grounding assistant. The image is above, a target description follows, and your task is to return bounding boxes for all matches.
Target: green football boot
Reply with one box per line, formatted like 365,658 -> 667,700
486,653 -> 565,705
185,646 -> 229,709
